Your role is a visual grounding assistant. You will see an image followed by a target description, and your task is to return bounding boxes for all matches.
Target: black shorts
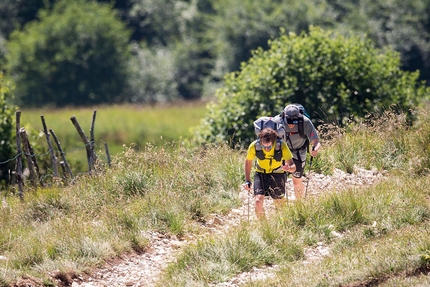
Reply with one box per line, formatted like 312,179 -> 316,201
290,149 -> 307,178
291,157 -> 305,178
253,173 -> 286,199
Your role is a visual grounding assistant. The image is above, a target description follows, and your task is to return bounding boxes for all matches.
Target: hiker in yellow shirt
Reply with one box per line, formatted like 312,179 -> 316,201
243,128 -> 296,220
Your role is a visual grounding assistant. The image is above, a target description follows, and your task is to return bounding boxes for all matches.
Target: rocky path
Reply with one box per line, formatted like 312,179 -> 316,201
70,167 -> 384,287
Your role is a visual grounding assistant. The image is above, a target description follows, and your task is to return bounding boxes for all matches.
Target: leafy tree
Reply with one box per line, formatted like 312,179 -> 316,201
172,0 -> 217,100
0,0 -> 55,38
0,72 -> 17,184
194,27 -> 429,147
127,43 -> 179,103
126,0 -> 217,101
6,0 -> 132,107
207,0 -> 331,78
326,0 -> 430,84
0,0 -> 56,69
97,0 -> 186,45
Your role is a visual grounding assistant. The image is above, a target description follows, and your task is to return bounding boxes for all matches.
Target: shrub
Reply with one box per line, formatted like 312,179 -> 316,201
6,0 -> 132,107
194,26 -> 429,147
0,71 -> 16,184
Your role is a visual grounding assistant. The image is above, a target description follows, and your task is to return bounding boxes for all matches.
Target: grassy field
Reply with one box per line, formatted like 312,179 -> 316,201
1,104 -> 429,287
18,101 -> 209,173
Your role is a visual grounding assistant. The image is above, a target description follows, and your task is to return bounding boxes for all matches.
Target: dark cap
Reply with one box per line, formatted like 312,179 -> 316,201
284,104 -> 300,118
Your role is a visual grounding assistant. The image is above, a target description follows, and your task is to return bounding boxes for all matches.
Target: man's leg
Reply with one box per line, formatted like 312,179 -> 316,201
292,153 -> 306,200
292,176 -> 304,200
254,194 -> 266,220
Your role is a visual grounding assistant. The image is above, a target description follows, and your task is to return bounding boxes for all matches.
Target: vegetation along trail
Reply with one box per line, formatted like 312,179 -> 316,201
67,167 -> 384,287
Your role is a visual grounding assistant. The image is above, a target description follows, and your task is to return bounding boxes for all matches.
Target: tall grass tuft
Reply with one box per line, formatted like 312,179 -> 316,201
160,224 -> 303,286
315,105 -> 430,176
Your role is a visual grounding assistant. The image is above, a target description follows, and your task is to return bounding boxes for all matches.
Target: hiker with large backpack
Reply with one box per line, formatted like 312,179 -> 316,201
243,127 -> 296,220
280,104 -> 321,200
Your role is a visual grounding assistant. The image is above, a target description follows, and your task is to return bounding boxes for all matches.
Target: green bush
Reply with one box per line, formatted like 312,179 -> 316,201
0,71 -> 16,184
6,0 -> 132,107
194,26 -> 429,148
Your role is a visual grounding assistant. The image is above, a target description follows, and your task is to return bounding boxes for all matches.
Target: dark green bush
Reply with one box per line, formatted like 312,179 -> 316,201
0,72 -> 16,184
194,26 -> 429,147
6,0 -> 132,107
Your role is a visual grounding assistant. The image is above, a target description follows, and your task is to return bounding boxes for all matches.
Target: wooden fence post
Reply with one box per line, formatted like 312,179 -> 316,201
20,128 -> 39,188
50,129 -> 74,180
41,115 -> 58,177
104,143 -> 111,167
90,111 -> 98,167
70,116 -> 94,173
59,161 -> 68,185
14,111 -> 24,199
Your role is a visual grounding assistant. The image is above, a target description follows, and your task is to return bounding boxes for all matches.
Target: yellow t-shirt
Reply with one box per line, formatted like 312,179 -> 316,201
246,140 -> 293,173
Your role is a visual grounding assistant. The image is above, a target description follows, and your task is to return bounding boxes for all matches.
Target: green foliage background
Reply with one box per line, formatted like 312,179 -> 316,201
0,72 -> 16,184
2,0 -> 430,107
194,27 -> 429,147
6,0 -> 132,107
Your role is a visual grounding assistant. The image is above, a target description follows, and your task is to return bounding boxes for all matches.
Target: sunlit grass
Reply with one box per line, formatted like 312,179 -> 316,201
20,101 -> 208,149
313,105 -> 430,176
158,175 -> 430,287
0,142 -> 243,285
1,104 -> 429,286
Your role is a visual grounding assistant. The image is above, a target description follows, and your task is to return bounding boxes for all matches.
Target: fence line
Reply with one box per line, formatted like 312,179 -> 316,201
0,141 -> 98,166
1,110 -> 112,199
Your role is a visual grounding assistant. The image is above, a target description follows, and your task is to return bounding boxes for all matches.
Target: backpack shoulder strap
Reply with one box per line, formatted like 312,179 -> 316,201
255,140 -> 265,160
274,138 -> 282,161
297,114 -> 305,138
255,138 -> 283,161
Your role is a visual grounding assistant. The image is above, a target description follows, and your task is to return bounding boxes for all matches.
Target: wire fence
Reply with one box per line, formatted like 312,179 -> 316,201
1,110 -> 112,199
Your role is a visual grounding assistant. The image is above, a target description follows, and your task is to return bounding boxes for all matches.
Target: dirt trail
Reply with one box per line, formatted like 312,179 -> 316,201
64,167 -> 384,287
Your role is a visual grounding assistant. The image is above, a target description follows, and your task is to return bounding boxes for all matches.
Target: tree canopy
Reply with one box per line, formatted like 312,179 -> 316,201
1,0 -> 430,107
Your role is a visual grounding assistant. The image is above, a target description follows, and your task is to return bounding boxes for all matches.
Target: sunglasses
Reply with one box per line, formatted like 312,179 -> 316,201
261,144 -> 273,149
286,118 -> 299,125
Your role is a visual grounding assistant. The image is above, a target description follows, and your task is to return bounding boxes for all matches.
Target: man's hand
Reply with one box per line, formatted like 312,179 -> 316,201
282,165 -> 293,173
282,160 -> 296,173
310,141 -> 320,157
243,180 -> 252,191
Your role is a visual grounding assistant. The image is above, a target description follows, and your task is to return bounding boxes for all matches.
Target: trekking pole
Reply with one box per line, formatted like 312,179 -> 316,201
244,181 -> 252,222
282,160 -> 288,204
247,186 -> 250,222
304,146 -> 315,199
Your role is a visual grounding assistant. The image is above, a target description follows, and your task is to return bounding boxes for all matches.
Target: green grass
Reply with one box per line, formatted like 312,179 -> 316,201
1,104 -> 429,287
158,176 -> 430,287
18,101 -> 208,175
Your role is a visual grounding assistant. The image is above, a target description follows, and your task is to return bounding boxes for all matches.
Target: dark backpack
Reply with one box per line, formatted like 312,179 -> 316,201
253,116 -> 284,161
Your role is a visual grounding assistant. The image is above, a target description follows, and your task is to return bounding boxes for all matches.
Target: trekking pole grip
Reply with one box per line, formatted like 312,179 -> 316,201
244,180 -> 251,188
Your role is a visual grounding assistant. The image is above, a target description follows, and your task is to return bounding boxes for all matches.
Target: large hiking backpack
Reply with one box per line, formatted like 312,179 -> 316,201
253,116 -> 284,161
279,103 -> 310,139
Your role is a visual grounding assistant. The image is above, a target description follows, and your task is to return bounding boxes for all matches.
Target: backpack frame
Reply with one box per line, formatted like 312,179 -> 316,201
253,116 -> 284,161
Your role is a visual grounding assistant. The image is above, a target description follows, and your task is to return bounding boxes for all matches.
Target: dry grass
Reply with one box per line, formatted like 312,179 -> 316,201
1,105 -> 429,287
